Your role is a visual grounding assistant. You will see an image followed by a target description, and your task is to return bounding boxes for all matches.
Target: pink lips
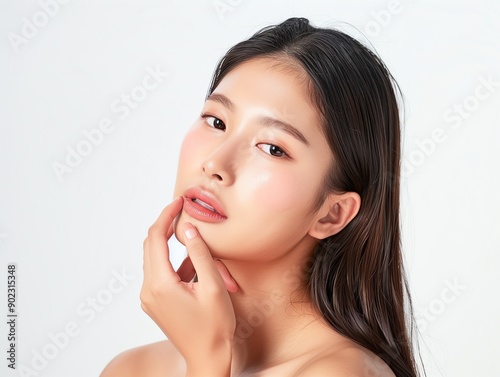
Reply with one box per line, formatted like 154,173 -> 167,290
182,187 -> 227,223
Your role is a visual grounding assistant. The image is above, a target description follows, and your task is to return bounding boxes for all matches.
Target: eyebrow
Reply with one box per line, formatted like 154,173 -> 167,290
206,92 -> 310,146
207,93 -> 234,111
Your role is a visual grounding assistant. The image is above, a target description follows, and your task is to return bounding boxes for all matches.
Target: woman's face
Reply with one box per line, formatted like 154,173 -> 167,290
173,57 -> 333,262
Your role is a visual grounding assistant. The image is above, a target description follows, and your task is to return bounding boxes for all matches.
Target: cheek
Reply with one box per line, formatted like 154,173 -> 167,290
173,129 -> 204,245
179,128 -> 203,164
243,168 -> 304,212
174,128 -> 206,190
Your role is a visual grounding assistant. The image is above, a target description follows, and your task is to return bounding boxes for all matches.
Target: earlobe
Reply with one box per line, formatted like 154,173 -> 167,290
308,192 -> 361,240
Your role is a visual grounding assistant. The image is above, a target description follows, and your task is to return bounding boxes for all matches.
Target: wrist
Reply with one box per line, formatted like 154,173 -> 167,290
185,341 -> 232,377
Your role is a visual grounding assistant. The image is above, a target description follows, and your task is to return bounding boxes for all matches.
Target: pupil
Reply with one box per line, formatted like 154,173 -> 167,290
271,145 -> 282,156
215,119 -> 224,129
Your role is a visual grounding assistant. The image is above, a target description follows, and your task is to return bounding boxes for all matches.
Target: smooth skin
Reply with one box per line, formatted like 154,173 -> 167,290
101,58 -> 395,377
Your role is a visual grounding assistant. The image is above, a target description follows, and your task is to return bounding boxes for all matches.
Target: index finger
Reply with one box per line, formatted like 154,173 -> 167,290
181,222 -> 225,290
147,197 -> 184,280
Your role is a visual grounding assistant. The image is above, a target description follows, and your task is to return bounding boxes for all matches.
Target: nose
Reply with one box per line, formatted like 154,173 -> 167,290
201,141 -> 236,185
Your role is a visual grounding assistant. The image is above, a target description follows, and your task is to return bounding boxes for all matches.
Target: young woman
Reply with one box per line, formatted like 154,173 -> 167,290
101,17 -> 420,377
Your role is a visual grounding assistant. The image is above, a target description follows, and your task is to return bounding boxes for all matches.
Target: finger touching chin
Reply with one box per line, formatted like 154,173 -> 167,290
173,212 -> 186,245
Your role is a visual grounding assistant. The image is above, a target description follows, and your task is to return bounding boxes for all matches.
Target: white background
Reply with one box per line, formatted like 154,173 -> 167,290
1,1 -> 499,376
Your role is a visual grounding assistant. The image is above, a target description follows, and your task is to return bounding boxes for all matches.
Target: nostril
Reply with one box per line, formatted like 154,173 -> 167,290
202,162 -> 225,182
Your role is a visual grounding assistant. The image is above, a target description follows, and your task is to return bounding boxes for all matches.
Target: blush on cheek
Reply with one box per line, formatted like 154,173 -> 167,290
179,128 -> 204,161
250,170 -> 303,211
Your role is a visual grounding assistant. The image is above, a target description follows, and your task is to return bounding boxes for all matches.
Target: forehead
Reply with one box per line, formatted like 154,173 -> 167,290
211,57 -> 324,132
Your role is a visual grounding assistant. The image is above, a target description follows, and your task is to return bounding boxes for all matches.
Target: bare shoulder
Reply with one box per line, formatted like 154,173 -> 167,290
100,340 -> 185,377
295,345 -> 396,377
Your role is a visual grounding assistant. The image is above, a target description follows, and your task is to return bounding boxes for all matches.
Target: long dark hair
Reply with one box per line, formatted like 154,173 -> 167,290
207,17 -> 420,377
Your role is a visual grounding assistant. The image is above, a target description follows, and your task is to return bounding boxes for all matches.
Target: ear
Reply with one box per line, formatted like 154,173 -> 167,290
308,192 -> 361,240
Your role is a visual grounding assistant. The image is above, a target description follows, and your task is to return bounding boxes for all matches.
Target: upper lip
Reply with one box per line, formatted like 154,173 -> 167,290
184,186 -> 227,217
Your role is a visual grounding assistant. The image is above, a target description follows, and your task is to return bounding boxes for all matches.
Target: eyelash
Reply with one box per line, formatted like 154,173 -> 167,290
201,113 -> 226,130
257,144 -> 288,158
200,113 -> 289,158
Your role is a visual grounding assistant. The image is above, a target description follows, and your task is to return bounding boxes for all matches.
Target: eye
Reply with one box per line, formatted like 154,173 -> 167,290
257,143 -> 288,158
201,114 -> 226,131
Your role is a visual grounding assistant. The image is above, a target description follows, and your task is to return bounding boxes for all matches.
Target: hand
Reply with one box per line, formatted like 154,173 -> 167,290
140,197 -> 238,375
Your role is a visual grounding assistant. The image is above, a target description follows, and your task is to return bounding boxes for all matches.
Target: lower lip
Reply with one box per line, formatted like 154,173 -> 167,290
182,197 -> 227,223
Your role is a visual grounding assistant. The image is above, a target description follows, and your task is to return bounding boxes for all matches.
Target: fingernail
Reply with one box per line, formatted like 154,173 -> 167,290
184,224 -> 197,240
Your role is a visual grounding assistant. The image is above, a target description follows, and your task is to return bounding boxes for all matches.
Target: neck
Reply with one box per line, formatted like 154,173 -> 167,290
220,239 -> 329,373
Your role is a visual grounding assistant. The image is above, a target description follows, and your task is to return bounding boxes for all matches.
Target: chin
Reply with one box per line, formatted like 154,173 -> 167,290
176,218 -> 231,260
